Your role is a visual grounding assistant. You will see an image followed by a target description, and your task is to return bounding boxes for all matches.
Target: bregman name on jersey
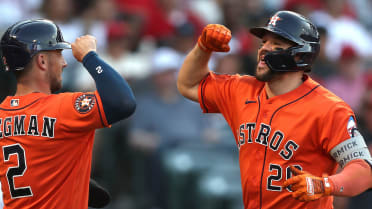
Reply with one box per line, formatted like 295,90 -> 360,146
0,115 -> 56,138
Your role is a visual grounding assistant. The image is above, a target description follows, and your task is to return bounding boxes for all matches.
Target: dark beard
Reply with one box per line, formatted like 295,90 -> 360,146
254,66 -> 280,82
49,73 -> 62,93
51,83 -> 62,93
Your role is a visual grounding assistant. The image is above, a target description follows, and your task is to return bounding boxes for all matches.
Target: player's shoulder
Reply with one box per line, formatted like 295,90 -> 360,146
309,79 -> 352,112
209,72 -> 269,100
39,92 -> 78,102
210,72 -> 264,86
44,92 -> 98,114
40,91 -> 97,105
210,72 -> 265,96
313,84 -> 347,104
48,91 -> 95,98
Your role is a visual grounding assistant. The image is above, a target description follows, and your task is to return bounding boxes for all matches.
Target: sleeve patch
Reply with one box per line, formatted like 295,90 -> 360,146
74,94 -> 96,114
347,116 -> 357,137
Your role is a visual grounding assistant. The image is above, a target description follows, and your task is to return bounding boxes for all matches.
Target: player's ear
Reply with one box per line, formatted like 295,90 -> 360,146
35,53 -> 48,71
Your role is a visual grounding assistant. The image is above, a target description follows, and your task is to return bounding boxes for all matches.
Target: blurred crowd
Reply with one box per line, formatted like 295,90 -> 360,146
0,0 -> 372,209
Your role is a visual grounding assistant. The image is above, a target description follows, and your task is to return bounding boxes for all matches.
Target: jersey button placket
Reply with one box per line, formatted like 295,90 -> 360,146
263,100 -> 273,118
263,111 -> 268,118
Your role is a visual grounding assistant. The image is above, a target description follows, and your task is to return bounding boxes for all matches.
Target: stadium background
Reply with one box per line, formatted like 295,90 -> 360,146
0,0 -> 372,208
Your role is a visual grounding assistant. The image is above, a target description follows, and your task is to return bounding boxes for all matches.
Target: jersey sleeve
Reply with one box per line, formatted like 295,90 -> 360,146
319,102 -> 356,154
57,91 -> 109,132
198,72 -> 239,113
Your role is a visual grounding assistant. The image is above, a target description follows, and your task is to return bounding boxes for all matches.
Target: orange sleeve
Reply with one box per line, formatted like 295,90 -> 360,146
319,102 -> 356,153
57,91 -> 109,132
198,73 -> 218,113
198,72 -> 242,113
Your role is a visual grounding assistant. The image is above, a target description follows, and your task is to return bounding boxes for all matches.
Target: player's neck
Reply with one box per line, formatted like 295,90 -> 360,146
265,72 -> 304,99
14,68 -> 52,96
15,82 -> 51,96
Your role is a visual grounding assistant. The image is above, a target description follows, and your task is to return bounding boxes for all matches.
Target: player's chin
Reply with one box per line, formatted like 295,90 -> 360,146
255,66 -> 269,76
255,67 -> 274,82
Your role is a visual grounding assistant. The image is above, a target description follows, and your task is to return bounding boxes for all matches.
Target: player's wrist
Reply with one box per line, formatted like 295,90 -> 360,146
197,37 -> 212,53
322,175 -> 334,196
82,51 -> 98,65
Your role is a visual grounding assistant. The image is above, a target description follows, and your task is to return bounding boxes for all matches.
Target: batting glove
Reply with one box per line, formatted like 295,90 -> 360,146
283,166 -> 334,201
197,24 -> 231,53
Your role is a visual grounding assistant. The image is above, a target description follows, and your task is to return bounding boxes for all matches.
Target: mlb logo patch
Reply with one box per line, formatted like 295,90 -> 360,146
10,99 -> 19,107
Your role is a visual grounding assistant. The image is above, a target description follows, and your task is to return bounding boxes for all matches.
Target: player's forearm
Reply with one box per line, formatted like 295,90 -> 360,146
177,44 -> 212,102
83,51 -> 136,124
329,159 -> 372,197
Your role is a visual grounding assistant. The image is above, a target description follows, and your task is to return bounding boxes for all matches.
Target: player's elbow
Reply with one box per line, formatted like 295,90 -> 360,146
177,81 -> 199,102
177,79 -> 187,97
106,96 -> 136,124
177,82 -> 189,100
118,96 -> 137,118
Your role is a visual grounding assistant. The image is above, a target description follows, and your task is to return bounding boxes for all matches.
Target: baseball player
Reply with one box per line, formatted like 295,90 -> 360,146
177,10 -> 372,209
0,179 -> 109,209
0,19 -> 136,208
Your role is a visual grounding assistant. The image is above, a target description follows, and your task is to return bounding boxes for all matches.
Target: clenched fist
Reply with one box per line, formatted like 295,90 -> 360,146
198,24 -> 231,53
71,35 -> 97,62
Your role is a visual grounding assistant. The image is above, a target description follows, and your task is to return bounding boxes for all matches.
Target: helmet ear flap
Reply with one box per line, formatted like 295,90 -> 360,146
1,45 -> 31,71
264,49 -> 297,72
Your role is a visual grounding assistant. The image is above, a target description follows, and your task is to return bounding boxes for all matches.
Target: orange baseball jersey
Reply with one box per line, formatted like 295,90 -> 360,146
0,91 -> 108,209
198,72 -> 355,209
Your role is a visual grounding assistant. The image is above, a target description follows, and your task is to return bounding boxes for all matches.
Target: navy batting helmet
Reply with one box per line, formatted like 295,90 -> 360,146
250,11 -> 320,72
0,19 -> 71,72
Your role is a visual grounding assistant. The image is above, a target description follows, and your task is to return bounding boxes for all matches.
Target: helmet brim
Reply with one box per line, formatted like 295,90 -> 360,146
249,27 -> 269,39
53,42 -> 71,50
250,26 -> 299,46
38,42 -> 71,51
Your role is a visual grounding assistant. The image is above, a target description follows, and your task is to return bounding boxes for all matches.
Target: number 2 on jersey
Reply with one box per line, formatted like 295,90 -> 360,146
2,144 -> 33,198
267,164 -> 302,192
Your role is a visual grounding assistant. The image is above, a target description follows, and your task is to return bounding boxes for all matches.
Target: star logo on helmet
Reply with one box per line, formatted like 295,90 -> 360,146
269,14 -> 281,26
